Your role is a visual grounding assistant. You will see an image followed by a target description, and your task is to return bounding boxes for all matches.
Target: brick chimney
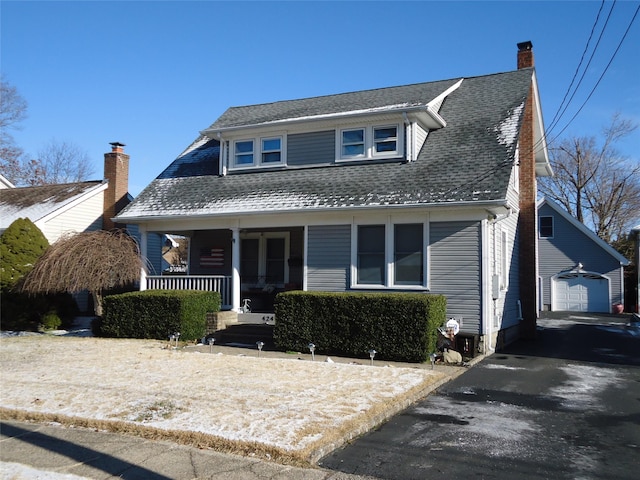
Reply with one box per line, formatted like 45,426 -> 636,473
517,41 -> 538,339
103,142 -> 129,230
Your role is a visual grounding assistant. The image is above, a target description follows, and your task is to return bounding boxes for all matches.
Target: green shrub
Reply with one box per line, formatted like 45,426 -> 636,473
41,311 -> 62,330
0,218 -> 49,291
100,290 -> 220,341
274,291 -> 446,363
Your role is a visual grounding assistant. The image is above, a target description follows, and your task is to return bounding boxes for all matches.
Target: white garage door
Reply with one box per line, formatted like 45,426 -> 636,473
552,272 -> 609,312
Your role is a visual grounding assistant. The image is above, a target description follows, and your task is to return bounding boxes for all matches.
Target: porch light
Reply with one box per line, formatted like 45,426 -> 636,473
369,349 -> 377,366
308,343 -> 316,361
208,337 -> 216,353
256,341 -> 264,357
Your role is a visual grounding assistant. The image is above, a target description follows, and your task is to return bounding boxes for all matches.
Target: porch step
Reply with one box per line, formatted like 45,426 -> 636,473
209,324 -> 275,351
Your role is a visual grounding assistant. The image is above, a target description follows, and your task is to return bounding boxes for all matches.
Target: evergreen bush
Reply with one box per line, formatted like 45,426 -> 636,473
101,290 -> 220,341
274,291 -> 446,363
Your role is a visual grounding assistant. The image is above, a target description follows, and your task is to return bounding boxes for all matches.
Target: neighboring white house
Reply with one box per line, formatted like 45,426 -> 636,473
0,143 -> 163,312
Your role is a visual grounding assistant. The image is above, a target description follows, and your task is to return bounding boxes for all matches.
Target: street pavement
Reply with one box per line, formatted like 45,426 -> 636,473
319,312 -> 640,480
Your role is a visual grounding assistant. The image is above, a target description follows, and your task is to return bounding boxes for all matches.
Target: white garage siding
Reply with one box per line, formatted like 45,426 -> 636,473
552,272 -> 610,312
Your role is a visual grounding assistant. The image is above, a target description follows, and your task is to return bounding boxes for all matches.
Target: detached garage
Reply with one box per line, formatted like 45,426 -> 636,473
538,198 -> 629,314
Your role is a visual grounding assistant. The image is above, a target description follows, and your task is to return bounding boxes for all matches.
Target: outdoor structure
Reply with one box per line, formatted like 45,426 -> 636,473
0,143 -> 163,311
537,198 -> 629,313
116,41 -> 553,351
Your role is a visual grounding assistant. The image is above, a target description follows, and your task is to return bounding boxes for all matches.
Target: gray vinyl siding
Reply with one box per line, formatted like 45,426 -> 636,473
127,224 -> 165,276
287,131 -> 335,166
538,203 -> 624,307
429,221 -> 482,334
307,224 -> 350,291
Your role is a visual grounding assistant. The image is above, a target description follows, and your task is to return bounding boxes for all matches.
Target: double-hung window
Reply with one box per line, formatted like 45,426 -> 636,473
232,136 -> 284,169
354,221 -> 426,288
262,137 -> 282,164
339,124 -> 401,161
357,225 -> 385,284
235,140 -> 254,166
394,224 -> 424,286
342,129 -> 365,158
374,126 -> 398,155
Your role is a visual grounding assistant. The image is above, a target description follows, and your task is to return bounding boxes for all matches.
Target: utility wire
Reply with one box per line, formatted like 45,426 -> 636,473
545,0 -> 607,137
544,1 -> 639,146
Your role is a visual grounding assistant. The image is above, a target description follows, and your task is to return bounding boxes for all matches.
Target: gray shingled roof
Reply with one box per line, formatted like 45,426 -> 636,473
0,181 -> 105,231
117,69 -> 533,221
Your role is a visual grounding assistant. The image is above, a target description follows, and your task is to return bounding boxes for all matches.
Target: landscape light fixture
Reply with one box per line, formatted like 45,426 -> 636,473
429,353 -> 437,369
208,337 -> 216,353
256,341 -> 264,357
308,343 -> 316,361
369,349 -> 377,366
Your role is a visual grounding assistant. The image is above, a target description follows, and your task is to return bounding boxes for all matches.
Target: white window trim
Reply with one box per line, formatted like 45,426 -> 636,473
231,135 -> 286,170
350,216 -> 428,290
240,232 -> 290,287
337,123 -> 403,162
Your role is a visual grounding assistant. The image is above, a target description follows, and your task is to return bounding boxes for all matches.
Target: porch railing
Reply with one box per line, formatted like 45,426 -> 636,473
146,275 -> 232,310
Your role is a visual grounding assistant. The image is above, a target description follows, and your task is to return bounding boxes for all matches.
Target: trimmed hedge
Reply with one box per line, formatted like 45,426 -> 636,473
100,290 -> 220,341
273,291 -> 446,363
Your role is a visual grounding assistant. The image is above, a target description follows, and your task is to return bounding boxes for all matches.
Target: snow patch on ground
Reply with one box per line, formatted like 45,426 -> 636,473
0,462 -> 90,480
0,336 -> 445,455
550,364 -> 622,411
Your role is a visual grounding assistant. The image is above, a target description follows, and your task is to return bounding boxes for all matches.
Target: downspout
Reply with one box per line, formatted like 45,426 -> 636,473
403,112 -> 412,162
217,132 -> 227,177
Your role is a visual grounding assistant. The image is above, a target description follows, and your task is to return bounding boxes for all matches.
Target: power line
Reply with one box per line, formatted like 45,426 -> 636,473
545,1 -> 639,146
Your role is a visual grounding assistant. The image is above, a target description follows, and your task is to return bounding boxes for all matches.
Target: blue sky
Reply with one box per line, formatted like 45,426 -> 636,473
2,0 -> 639,196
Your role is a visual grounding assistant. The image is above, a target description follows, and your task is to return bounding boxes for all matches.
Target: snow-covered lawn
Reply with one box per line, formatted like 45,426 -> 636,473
0,335 -> 446,463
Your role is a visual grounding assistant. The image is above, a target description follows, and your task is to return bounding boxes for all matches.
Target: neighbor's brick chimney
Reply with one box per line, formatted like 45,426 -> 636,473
103,142 -> 129,231
517,41 -> 538,339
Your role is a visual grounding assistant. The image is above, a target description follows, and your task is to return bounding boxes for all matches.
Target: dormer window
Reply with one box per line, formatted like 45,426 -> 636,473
338,124 -> 401,161
234,140 -> 254,166
342,129 -> 365,158
374,126 -> 398,154
261,137 -> 282,163
232,136 -> 284,169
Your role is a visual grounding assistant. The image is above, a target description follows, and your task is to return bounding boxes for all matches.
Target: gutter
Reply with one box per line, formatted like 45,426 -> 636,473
115,199 -> 513,224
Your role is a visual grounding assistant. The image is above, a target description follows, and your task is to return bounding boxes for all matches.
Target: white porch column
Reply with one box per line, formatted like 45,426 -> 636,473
231,227 -> 241,311
139,225 -> 148,291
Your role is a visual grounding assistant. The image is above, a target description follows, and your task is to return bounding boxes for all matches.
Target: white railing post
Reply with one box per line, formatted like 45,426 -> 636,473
231,227 -> 241,312
139,226 -> 148,291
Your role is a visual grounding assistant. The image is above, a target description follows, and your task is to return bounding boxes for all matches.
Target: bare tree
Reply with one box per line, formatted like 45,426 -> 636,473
0,77 -> 28,181
32,139 -> 95,185
20,230 -> 144,316
540,113 -> 640,243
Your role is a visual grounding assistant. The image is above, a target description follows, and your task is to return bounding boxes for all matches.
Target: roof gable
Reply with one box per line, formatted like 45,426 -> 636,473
537,197 -> 629,265
0,181 -> 106,232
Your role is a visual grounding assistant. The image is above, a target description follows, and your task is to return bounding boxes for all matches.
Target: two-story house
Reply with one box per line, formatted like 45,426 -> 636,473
116,41 -> 552,352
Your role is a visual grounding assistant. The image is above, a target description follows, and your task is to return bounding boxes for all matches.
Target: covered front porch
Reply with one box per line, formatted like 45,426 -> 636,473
139,226 -> 304,312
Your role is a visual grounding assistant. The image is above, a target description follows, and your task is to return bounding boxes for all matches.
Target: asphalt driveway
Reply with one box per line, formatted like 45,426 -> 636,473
319,312 -> 640,480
